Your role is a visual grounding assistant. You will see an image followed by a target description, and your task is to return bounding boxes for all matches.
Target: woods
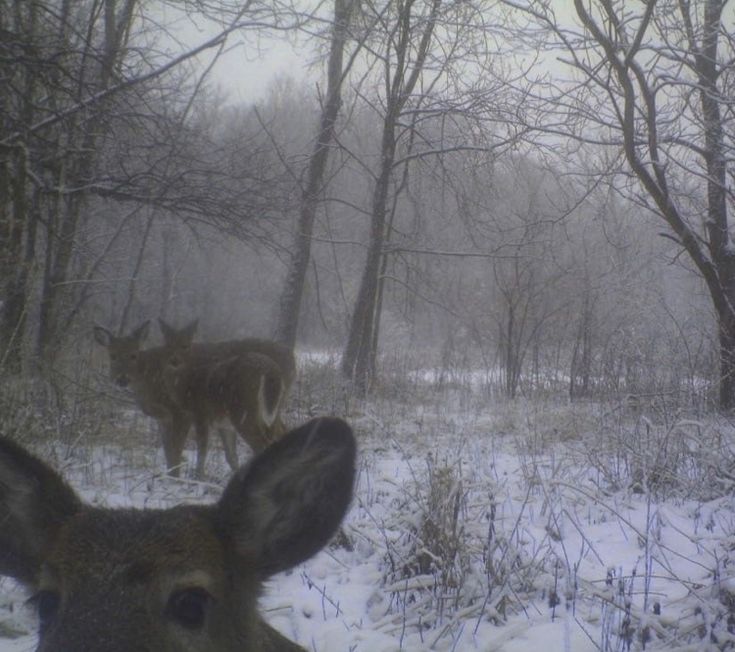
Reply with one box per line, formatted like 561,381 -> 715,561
3,3 -> 735,651
0,0 -> 730,409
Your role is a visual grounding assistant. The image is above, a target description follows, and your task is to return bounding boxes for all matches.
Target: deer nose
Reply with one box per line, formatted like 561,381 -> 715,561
116,375 -> 129,388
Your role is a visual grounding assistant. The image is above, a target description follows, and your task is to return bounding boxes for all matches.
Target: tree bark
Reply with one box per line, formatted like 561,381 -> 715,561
36,0 -> 138,365
341,0 -> 442,391
565,0 -> 735,408
275,0 -> 354,348
0,1 -> 39,372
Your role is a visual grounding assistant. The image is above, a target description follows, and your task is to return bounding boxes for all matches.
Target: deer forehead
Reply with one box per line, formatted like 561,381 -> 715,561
106,336 -> 140,355
105,341 -> 141,373
42,508 -> 231,592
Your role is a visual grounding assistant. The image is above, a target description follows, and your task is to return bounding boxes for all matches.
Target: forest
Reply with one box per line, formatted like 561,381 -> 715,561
1,1 -> 735,651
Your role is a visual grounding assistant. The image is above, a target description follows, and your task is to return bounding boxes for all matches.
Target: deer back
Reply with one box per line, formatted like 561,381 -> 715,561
158,318 -> 296,392
198,339 -> 296,392
164,351 -> 285,447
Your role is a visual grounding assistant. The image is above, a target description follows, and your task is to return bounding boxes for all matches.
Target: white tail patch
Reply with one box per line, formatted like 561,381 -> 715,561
258,374 -> 283,428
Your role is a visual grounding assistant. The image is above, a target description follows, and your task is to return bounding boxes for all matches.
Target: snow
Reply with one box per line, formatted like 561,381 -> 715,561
1,398 -> 734,651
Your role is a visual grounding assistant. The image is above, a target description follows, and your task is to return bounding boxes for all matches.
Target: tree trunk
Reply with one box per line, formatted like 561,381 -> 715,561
275,0 -> 353,348
37,194 -> 81,362
341,0 -> 442,391
341,154 -> 394,391
0,1 -> 39,373
718,311 -> 735,410
569,291 -> 593,400
365,237 -> 393,385
0,148 -> 36,373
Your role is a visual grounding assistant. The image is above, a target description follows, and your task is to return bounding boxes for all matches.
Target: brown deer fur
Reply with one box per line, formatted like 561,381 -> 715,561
0,417 -> 356,652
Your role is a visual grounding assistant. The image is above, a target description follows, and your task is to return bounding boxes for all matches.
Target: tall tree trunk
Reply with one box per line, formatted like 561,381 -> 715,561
718,311 -> 735,409
341,150 -> 395,390
569,291 -> 593,400
365,232 -> 394,384
504,303 -> 514,398
0,1 -> 39,373
697,0 -> 735,409
570,0 -> 735,408
0,148 -> 35,373
35,1 -> 139,365
275,0 -> 353,348
341,0 -> 442,391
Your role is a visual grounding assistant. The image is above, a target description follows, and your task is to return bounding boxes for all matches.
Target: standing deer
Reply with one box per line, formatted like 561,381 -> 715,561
163,348 -> 286,465
158,319 -> 296,393
0,417 -> 356,652
93,320 -> 197,477
158,319 -> 297,473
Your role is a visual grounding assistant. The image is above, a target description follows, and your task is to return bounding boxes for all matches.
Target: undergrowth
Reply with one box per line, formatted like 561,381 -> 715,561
2,352 -> 735,650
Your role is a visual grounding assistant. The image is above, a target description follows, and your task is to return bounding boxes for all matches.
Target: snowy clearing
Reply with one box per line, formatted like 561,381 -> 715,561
1,392 -> 734,651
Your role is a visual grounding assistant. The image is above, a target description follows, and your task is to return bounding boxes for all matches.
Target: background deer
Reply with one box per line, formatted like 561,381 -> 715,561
95,319 -> 297,478
93,320 -> 197,477
158,319 -> 297,472
158,318 -> 296,394
0,417 -> 356,652
163,347 -> 287,465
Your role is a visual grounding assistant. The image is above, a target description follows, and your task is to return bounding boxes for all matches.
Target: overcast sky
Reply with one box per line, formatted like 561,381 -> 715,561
165,1 -> 735,106
206,34 -> 311,103
159,4 -> 318,105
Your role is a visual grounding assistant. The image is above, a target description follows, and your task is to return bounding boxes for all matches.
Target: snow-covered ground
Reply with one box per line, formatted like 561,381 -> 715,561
1,394 -> 734,651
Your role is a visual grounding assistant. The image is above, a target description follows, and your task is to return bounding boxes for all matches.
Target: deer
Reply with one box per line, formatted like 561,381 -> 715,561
93,320 -> 200,478
0,417 -> 356,652
158,318 -> 296,395
163,346 -> 287,465
157,319 -> 297,472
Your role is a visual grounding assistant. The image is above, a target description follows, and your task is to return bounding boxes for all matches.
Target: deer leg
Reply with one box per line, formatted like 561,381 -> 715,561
193,418 -> 210,480
159,412 -> 189,478
158,420 -> 179,478
259,372 -> 284,444
217,427 -> 239,471
272,414 -> 287,440
171,413 -> 191,477
231,408 -> 267,454
157,414 -> 181,478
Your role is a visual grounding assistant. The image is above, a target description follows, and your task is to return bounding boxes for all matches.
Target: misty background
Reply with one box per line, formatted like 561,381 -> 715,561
1,0 -> 730,413
5,4 -> 735,649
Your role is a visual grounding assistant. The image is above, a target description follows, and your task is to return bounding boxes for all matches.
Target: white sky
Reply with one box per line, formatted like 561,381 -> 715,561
155,3 -> 318,104
200,33 -> 311,104
159,1 -> 735,106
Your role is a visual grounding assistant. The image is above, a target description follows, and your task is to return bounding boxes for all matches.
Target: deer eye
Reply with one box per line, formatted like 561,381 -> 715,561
129,352 -> 138,361
31,590 -> 61,632
166,588 -> 211,630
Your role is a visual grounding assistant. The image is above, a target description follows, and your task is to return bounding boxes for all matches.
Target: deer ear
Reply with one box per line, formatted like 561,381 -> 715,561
0,438 -> 82,585
93,325 -> 112,347
216,418 -> 356,577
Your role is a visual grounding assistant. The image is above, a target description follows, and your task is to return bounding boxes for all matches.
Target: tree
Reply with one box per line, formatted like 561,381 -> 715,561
507,0 -> 735,408
0,0 -> 144,370
0,0 -> 287,372
275,0 -> 359,349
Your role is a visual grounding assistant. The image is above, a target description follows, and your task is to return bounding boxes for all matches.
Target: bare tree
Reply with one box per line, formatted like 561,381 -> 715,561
506,0 -> 735,408
341,0 -> 447,391
0,0 -> 291,372
275,0 -> 360,349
